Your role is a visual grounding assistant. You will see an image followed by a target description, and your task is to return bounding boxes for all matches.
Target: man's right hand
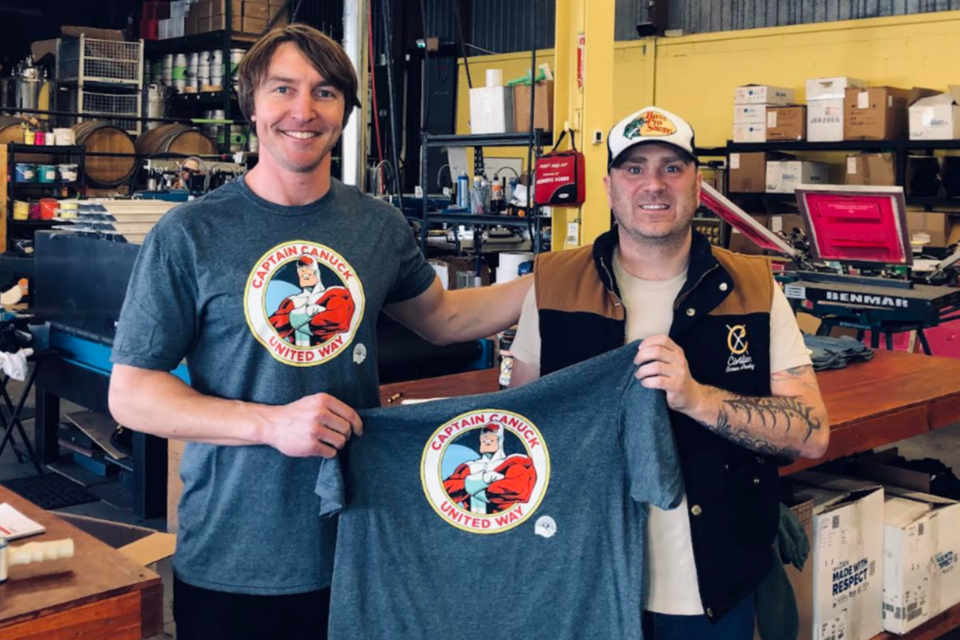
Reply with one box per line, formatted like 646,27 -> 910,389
263,393 -> 363,458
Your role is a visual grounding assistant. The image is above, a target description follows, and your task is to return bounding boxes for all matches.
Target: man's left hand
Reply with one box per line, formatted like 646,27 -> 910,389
634,335 -> 706,414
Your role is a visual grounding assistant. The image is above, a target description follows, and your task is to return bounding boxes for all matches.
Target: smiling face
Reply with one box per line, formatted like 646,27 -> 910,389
479,431 -> 499,454
251,42 -> 345,176
603,142 -> 702,245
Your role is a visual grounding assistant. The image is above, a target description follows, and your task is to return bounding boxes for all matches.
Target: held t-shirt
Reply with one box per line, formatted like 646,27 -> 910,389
111,176 -> 437,595
316,343 -> 683,640
511,250 -> 812,614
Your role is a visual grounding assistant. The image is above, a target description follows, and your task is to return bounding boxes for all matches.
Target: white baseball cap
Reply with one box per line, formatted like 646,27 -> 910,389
607,106 -> 698,168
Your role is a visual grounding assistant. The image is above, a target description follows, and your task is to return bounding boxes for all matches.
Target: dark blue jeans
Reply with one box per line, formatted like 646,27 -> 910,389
642,595 -> 755,640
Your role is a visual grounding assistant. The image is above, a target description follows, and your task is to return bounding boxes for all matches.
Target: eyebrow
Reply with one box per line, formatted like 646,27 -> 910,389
621,155 -> 686,165
264,76 -> 337,89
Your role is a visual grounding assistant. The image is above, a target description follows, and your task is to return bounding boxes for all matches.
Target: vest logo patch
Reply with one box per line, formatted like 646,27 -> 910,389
422,410 -> 550,535
244,241 -> 365,367
725,324 -> 756,373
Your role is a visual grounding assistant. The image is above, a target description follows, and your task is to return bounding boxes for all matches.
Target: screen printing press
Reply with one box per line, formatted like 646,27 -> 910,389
23,199 -> 492,518
701,184 -> 960,354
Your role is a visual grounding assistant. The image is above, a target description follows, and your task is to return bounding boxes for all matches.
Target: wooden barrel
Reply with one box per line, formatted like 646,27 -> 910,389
135,123 -> 216,158
73,121 -> 137,188
0,116 -> 55,164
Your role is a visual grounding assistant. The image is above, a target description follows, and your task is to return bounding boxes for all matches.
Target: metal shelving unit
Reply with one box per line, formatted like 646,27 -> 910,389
417,131 -> 550,256
144,21 -> 257,154
724,138 -> 960,215
56,36 -> 145,135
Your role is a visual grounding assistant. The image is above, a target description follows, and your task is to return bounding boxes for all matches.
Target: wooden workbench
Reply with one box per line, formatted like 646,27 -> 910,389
380,349 -> 960,640
0,487 -> 162,640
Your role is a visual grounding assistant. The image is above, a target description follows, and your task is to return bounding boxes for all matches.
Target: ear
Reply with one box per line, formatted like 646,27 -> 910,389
603,174 -> 613,209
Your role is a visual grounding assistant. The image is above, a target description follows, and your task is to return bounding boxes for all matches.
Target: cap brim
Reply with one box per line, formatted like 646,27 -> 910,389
609,140 -> 699,169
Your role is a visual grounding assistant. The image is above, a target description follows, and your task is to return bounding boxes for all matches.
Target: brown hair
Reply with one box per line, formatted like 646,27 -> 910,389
238,24 -> 361,127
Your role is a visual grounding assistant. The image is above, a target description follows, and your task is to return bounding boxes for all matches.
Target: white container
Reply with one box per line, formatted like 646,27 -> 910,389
486,69 -> 503,87
187,52 -> 199,81
53,128 -> 76,146
173,53 -> 188,87
766,160 -> 830,193
808,98 -> 845,142
57,163 -> 78,182
161,53 -> 174,85
733,104 -> 768,125
469,86 -> 515,134
793,472 -> 885,640
806,76 -> 867,101
732,123 -> 766,143
909,87 -> 960,140
734,84 -> 795,106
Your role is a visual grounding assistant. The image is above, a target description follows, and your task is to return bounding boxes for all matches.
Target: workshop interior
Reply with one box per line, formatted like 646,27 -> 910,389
0,0 -> 960,639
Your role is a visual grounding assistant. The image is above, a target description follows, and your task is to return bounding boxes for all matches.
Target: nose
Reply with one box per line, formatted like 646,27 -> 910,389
641,172 -> 666,194
289,91 -> 318,123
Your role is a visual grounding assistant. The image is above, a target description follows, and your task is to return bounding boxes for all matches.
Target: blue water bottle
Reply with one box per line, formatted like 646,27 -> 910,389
457,172 -> 469,209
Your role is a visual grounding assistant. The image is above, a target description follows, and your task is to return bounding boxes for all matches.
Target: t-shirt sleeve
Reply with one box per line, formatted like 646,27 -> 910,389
619,378 -> 683,510
315,457 -> 345,518
510,284 -> 541,370
110,226 -> 198,371
385,214 -> 438,304
769,281 -> 813,374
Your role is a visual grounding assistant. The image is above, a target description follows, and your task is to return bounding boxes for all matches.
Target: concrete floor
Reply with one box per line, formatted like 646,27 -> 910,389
3,374 -> 960,640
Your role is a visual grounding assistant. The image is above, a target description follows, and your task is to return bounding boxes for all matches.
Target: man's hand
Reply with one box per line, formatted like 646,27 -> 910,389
262,393 -> 363,458
633,335 -> 708,413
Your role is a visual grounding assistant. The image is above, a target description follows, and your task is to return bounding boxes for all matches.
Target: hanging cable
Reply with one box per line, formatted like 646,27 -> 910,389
368,0 -> 385,194
418,0 -> 431,131
380,0 -> 404,208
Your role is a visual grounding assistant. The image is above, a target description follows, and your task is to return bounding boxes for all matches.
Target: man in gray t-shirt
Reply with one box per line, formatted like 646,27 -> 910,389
317,343 -> 683,640
108,25 -> 532,640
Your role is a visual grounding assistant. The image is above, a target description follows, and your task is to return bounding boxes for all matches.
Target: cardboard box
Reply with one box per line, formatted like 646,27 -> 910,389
881,490 -> 960,634
845,153 -> 896,186
734,84 -> 795,106
806,76 -> 867,100
792,472 -> 885,640
470,86 -> 515,134
513,81 -> 554,133
60,26 -> 125,40
767,105 -> 806,141
244,2 -> 269,20
844,87 -> 911,141
909,87 -> 960,140
242,16 -> 266,32
59,513 -> 176,628
783,499 -> 816,640
733,104 -> 768,125
203,14 -> 243,33
268,3 -> 288,19
771,213 -> 806,235
733,123 -> 766,143
30,39 -> 58,63
766,160 -> 830,193
197,1 -> 212,18
429,257 -> 491,290
729,152 -> 786,193
808,98 -> 845,142
907,211 -> 950,247
728,226 -> 766,255
185,9 -> 200,36
207,0 -> 244,15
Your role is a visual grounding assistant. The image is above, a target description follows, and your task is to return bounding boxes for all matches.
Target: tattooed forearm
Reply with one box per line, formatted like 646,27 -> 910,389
699,387 -> 824,457
771,365 -> 820,394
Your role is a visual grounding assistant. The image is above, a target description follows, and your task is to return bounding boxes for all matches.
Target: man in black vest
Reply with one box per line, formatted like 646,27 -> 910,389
509,106 -> 829,639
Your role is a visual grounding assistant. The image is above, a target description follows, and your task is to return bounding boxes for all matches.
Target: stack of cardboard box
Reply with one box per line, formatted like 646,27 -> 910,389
188,0 -> 290,36
733,84 -> 795,143
807,76 -> 866,142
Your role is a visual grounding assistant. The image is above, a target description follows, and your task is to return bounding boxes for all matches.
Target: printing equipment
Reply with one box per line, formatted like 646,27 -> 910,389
701,184 -> 960,354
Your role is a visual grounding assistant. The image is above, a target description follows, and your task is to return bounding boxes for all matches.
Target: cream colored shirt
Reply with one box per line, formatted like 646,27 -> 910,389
510,250 -> 812,615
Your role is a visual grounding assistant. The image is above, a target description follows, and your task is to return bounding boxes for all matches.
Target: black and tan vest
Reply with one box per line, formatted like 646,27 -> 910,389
534,228 -> 779,622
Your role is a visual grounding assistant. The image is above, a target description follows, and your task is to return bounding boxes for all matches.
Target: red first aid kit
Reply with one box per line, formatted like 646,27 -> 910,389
535,130 -> 586,207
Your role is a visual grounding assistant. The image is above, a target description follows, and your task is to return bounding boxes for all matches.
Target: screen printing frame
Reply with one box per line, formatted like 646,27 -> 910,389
794,184 -> 912,267
700,183 -> 800,259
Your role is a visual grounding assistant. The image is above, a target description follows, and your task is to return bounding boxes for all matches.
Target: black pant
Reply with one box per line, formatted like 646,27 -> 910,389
173,575 -> 330,640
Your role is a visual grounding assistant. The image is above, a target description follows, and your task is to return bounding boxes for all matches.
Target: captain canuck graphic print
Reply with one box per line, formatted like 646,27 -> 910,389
245,241 -> 365,367
421,410 -> 550,534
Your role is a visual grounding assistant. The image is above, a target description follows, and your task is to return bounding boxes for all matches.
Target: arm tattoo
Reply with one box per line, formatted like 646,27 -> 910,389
771,365 -> 820,395
703,391 -> 822,457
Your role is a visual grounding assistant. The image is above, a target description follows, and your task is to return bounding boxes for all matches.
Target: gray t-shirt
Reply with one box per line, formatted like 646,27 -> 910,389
110,176 -> 436,595
316,343 -> 683,640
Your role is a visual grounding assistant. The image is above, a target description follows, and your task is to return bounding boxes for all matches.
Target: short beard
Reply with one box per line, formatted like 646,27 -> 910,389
614,212 -> 691,249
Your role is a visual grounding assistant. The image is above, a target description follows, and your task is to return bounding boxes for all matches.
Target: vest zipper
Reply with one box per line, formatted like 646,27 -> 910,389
599,257 -> 628,344
674,264 -> 719,311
